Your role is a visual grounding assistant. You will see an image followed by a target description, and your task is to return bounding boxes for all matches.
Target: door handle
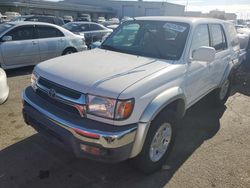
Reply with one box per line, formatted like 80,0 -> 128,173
32,41 -> 37,45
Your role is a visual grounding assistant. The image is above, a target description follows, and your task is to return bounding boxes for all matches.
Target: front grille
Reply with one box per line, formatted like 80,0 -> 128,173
36,89 -> 80,116
38,77 -> 81,99
36,77 -> 85,117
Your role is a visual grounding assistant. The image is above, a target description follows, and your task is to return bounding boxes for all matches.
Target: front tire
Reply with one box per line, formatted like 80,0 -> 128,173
131,111 -> 176,174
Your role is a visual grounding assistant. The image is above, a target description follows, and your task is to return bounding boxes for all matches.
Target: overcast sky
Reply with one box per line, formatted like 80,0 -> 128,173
46,0 -> 250,18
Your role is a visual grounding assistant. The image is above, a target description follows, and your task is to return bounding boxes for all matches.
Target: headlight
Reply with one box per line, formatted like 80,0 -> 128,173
87,95 -> 116,119
31,71 -> 39,90
87,94 -> 134,120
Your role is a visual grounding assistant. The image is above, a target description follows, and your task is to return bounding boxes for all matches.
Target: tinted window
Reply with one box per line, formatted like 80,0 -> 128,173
102,21 -> 190,60
191,24 -> 210,56
36,26 -> 64,38
210,24 -> 227,52
63,23 -> 89,32
6,26 -> 34,41
90,24 -> 104,31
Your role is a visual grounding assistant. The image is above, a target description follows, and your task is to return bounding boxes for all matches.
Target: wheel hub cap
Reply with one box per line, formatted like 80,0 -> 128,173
149,123 -> 172,162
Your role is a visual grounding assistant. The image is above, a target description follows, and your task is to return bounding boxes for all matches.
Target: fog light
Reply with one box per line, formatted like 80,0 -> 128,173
80,144 -> 101,155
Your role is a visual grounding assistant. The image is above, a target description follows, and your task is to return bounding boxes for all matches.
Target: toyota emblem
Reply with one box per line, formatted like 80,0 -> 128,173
48,88 -> 56,98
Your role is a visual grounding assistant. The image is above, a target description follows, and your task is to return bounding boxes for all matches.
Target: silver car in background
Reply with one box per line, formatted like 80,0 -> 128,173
0,22 -> 87,69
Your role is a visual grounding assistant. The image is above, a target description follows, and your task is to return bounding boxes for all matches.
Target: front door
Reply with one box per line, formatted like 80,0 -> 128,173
185,24 -> 212,104
0,25 -> 40,67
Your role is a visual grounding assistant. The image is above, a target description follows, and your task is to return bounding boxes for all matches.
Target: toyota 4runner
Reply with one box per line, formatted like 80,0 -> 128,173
22,17 -> 240,173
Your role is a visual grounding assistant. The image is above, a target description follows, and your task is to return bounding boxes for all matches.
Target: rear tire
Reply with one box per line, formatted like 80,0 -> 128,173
212,78 -> 231,107
62,48 -> 77,55
131,110 -> 176,174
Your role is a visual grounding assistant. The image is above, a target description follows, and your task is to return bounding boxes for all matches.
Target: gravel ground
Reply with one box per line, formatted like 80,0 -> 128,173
0,63 -> 249,188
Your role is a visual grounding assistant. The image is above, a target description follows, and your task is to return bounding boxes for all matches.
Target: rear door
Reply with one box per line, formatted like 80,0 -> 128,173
35,25 -> 66,61
0,25 -> 40,67
209,24 -> 231,87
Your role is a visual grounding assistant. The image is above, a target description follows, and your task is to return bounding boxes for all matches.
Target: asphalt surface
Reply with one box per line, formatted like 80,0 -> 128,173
0,63 -> 249,188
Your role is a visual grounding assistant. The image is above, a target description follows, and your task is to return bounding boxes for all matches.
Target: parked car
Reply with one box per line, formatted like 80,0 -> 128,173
102,18 -> 120,26
106,24 -> 119,30
236,25 -> 250,61
76,14 -> 91,22
0,68 -> 9,104
63,22 -> 112,46
4,12 -> 21,22
22,17 -> 240,174
97,17 -> 106,23
90,33 -> 110,49
0,22 -> 87,69
63,15 -> 73,24
0,15 -> 8,23
11,15 -> 65,26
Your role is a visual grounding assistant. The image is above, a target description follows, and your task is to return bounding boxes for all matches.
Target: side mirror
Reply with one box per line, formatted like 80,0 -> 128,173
192,46 -> 216,62
2,35 -> 12,42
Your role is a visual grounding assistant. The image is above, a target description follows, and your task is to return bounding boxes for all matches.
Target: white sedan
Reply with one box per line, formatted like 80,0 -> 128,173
0,68 -> 9,104
0,22 -> 87,70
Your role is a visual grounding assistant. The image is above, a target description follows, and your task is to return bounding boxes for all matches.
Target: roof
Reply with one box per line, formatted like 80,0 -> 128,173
6,21 -> 60,27
134,16 -> 226,25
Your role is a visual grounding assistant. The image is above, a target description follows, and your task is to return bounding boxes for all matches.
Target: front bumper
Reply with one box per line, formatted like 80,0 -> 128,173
22,87 -> 137,162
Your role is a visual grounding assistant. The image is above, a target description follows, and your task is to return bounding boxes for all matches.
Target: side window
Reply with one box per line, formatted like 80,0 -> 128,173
210,24 -> 227,52
90,24 -> 104,31
79,24 -> 89,32
225,23 -> 239,47
5,26 -> 34,41
36,26 -> 64,39
191,24 -> 210,56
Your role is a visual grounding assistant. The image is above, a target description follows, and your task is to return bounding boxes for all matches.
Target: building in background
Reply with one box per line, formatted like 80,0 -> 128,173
185,10 -> 237,20
0,0 -> 185,20
65,0 -> 185,19
0,0 -> 116,19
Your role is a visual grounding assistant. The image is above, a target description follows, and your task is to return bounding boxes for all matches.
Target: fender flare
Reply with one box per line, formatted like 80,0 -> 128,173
220,61 -> 236,86
129,87 -> 186,158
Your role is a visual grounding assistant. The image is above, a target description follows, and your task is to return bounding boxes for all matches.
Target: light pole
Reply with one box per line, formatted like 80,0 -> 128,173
185,0 -> 189,11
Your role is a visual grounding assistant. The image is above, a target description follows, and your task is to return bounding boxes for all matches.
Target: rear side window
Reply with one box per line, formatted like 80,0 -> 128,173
36,26 -> 64,38
5,26 -> 34,41
191,24 -> 210,56
90,24 -> 104,31
210,24 -> 227,52
225,23 -> 239,47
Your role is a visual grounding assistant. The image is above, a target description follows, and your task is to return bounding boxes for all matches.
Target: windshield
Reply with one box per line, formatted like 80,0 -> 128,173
101,20 -> 190,60
0,23 -> 14,34
63,22 -> 86,32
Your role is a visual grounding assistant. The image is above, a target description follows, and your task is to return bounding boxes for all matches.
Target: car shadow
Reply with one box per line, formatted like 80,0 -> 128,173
232,61 -> 250,96
0,96 -> 226,188
5,66 -> 34,78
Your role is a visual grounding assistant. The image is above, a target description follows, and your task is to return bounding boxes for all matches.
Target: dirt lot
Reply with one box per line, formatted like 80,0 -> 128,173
0,63 -> 250,188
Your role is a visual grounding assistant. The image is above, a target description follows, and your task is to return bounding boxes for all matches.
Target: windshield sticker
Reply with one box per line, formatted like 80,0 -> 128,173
163,23 -> 187,32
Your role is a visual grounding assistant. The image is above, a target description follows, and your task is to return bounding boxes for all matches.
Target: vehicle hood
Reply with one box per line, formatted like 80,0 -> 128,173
35,49 -> 171,98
